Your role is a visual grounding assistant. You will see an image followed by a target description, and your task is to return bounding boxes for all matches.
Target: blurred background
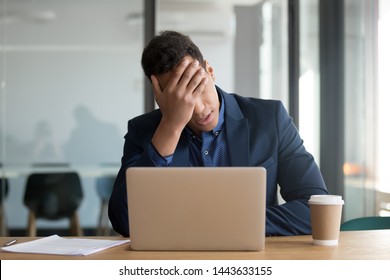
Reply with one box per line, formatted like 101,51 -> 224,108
0,0 -> 389,236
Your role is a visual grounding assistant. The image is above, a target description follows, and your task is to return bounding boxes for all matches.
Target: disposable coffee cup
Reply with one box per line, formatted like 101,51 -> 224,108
308,195 -> 344,246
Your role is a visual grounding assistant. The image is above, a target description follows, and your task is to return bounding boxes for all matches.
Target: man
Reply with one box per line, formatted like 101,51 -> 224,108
108,30 -> 328,237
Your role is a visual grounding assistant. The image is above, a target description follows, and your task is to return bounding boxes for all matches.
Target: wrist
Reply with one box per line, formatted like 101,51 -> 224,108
151,119 -> 184,157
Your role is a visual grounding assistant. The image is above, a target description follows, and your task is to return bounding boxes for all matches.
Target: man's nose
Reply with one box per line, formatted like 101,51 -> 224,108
193,99 -> 205,115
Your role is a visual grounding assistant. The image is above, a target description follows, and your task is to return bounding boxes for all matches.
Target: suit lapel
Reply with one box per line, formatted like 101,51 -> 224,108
226,116 -> 250,166
223,92 -> 250,166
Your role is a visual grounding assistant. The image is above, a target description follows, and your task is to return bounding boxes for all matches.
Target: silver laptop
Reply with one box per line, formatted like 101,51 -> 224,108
126,167 -> 266,251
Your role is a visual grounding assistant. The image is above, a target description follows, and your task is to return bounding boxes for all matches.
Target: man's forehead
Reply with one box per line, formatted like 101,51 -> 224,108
156,56 -> 197,90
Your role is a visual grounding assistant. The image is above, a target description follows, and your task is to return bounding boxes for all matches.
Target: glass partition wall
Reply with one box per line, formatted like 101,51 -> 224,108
0,0 -> 144,235
1,0 -> 290,235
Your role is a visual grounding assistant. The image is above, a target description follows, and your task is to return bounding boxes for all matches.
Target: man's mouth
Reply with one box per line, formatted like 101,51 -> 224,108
196,111 -> 213,126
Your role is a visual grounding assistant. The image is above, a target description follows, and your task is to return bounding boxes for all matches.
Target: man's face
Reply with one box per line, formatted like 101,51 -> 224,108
155,57 -> 220,136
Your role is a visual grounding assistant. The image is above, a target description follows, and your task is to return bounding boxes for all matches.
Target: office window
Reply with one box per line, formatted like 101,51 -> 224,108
298,0 -> 389,221
299,0 -> 320,161
344,0 -> 377,220
343,0 -> 390,220
258,0 -> 289,105
376,0 -> 390,214
0,0 -> 144,232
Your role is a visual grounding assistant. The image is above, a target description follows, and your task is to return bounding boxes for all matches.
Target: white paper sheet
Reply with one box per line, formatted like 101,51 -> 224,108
1,235 -> 130,256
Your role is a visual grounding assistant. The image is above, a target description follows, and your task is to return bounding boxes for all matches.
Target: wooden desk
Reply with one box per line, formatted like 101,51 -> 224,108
1,230 -> 390,260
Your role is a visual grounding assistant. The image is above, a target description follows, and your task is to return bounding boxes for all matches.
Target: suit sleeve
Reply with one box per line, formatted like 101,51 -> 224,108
265,102 -> 328,236
108,119 -> 156,237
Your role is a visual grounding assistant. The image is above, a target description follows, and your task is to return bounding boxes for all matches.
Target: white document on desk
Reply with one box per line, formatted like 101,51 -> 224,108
1,235 -> 130,256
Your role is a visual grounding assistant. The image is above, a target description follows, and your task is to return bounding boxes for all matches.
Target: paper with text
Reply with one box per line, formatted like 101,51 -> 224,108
1,235 -> 130,256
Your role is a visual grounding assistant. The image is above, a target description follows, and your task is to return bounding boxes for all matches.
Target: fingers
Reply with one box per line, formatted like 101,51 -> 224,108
193,76 -> 209,97
185,67 -> 206,94
167,58 -> 207,95
179,60 -> 205,92
167,58 -> 191,87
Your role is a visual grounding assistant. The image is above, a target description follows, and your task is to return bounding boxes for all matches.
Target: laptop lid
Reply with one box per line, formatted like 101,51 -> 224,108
126,167 -> 266,251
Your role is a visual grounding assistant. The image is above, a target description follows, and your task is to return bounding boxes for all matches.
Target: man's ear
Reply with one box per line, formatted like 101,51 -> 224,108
204,60 -> 216,81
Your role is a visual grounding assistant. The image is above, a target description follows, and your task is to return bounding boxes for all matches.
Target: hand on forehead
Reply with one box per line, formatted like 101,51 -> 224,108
156,56 -> 204,91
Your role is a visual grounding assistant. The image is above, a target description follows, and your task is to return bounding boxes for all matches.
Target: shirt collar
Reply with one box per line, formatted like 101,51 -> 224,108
213,90 -> 225,133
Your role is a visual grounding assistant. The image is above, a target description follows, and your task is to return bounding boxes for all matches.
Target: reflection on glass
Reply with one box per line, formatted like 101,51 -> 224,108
2,1 -> 144,166
0,0 -> 144,235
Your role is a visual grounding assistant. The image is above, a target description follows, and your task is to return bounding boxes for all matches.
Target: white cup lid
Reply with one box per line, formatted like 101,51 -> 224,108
308,195 -> 344,205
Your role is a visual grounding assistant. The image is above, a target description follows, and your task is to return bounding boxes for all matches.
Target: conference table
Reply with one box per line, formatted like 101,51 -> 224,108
1,230 -> 389,260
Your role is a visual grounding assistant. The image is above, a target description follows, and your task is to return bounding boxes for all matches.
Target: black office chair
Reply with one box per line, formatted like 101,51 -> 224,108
340,216 -> 390,231
96,176 -> 115,235
0,178 -> 10,236
23,172 -> 84,236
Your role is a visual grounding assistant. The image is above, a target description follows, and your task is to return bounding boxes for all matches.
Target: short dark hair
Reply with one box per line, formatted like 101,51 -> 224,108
141,30 -> 204,80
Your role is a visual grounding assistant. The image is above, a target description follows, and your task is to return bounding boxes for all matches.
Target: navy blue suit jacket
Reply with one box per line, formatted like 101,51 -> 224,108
108,87 -> 328,237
